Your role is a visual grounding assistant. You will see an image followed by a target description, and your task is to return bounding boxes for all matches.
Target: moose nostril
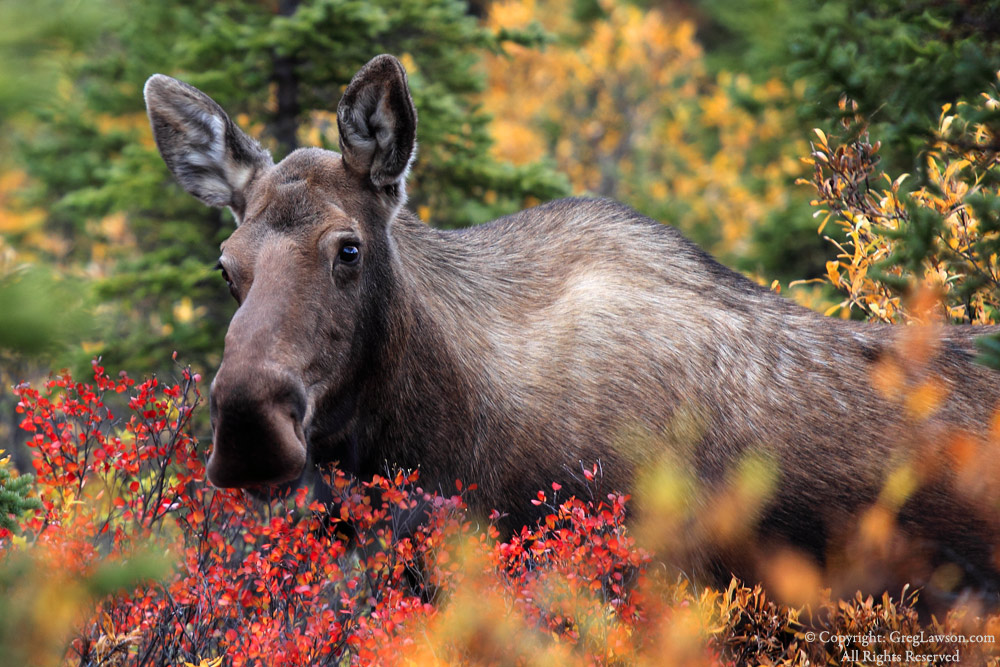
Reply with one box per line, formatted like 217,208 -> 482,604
271,380 -> 307,423
285,389 -> 307,424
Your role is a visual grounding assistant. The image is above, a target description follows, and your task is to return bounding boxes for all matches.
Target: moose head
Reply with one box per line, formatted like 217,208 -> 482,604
144,55 -> 417,488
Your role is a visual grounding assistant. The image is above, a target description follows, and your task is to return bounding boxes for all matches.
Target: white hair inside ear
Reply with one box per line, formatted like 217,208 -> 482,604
144,73 -> 272,218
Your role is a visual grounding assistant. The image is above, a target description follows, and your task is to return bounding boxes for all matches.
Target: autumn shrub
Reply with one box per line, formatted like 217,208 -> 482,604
796,80 -> 1000,555
800,83 -> 1000,325
3,361 -> 661,665
482,0 -> 817,277
3,360 -> 1000,666
782,77 -> 1000,666
2,360 -> 463,665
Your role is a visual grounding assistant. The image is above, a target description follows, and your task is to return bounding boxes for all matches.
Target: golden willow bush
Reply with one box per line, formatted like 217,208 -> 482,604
801,85 -> 1000,325
482,0 -> 806,260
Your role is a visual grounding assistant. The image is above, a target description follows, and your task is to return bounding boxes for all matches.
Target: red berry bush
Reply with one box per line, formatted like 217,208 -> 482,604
1,361 -> 661,666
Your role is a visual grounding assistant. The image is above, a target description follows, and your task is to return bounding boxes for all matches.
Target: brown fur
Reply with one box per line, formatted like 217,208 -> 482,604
145,55 -> 1000,603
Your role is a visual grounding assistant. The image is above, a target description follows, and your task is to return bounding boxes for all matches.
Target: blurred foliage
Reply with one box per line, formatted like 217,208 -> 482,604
702,0 -> 1000,176
0,0 -> 108,129
0,265 -> 93,355
0,1 -> 102,361
483,0 -> 823,280
693,0 -> 812,76
788,0 -> 1000,175
0,549 -> 167,667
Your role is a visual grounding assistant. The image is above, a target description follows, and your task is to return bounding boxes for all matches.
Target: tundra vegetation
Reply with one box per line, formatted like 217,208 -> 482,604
3,0 -> 1000,665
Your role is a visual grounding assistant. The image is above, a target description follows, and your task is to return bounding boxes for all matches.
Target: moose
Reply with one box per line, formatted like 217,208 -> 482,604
145,55 -> 1000,604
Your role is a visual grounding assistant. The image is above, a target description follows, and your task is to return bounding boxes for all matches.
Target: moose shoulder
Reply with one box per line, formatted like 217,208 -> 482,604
144,55 -> 1000,601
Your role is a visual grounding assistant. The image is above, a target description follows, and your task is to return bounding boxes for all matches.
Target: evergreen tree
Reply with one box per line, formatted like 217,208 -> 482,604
699,0 -> 1000,172
0,451 -> 40,535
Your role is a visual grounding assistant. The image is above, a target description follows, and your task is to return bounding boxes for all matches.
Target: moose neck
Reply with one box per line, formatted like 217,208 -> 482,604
350,210 -> 499,486
347,201 -> 807,499
351,203 -> 797,490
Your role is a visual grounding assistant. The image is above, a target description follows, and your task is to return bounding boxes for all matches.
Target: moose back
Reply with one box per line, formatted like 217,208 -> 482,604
144,55 -> 1000,601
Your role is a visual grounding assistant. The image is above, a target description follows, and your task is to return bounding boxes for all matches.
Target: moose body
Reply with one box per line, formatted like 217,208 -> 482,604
145,55 -> 1000,600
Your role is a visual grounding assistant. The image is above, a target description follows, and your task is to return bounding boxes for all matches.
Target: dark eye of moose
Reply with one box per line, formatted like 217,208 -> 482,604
216,261 -> 239,302
338,244 -> 360,265
217,265 -> 233,288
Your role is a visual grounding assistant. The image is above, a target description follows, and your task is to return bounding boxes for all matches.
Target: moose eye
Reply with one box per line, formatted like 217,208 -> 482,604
215,261 -> 239,301
338,244 -> 360,265
216,263 -> 233,287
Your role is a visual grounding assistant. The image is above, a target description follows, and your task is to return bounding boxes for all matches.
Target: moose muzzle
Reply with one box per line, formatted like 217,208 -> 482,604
208,365 -> 309,488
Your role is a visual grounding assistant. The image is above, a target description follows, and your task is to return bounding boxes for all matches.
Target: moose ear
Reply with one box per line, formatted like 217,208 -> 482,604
337,55 -> 417,199
144,74 -> 272,217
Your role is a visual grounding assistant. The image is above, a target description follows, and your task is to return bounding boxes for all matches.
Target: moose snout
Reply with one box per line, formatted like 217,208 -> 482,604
208,367 -> 309,488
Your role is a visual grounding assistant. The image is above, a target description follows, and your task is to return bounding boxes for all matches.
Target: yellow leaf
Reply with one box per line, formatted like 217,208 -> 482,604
943,158 -> 971,183
940,114 -> 955,136
823,302 -> 844,317
183,658 -> 224,667
881,464 -> 918,510
101,612 -> 115,636
825,260 -> 841,284
817,211 -> 832,234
